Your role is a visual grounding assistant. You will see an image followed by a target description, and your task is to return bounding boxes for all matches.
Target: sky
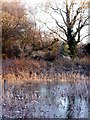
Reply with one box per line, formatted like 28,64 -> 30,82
22,0 -> 47,5
3,0 -> 89,43
21,0 -> 89,43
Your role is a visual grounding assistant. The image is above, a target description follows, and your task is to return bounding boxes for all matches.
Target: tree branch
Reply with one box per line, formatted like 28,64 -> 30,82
44,22 -> 67,42
50,6 -> 67,26
80,33 -> 90,42
71,7 -> 81,27
46,12 -> 67,36
73,15 -> 90,38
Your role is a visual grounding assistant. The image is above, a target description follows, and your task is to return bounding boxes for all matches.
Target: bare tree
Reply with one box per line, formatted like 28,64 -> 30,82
40,1 -> 90,118
42,0 -> 90,59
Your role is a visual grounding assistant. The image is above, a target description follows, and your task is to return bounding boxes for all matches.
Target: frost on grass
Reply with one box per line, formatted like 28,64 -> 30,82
2,72 -> 88,118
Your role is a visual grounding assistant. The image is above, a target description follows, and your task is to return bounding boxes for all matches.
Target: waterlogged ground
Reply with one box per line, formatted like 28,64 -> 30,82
2,81 -> 88,119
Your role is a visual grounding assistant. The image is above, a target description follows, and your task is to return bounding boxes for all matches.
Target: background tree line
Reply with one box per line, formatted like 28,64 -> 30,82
2,1 -> 61,60
2,0 -> 90,60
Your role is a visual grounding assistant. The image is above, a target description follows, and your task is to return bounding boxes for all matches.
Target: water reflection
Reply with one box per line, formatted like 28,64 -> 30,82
3,83 -> 88,118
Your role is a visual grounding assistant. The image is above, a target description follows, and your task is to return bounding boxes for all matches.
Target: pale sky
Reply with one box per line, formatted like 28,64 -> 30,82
3,0 -> 89,43
21,0 -> 89,43
22,0 -> 47,5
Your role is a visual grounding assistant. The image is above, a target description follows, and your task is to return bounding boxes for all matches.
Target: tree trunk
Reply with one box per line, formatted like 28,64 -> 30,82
68,40 -> 77,60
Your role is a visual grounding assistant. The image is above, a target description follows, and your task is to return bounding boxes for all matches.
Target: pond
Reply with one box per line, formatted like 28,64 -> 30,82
3,82 -> 88,118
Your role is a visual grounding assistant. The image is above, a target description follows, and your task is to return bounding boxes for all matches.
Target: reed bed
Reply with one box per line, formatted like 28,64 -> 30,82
2,69 -> 88,85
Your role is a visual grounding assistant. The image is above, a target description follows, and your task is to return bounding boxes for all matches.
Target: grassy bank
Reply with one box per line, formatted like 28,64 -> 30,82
2,57 -> 89,84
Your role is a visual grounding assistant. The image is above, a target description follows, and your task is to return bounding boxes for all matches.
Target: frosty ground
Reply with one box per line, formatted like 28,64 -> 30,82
2,58 -> 89,119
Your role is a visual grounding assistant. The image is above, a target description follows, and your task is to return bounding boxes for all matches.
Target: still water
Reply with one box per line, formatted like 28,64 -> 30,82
3,82 -> 88,118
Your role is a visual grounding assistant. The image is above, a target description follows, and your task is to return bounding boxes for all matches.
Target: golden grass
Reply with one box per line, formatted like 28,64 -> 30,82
2,70 -> 88,86
2,57 -> 89,85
